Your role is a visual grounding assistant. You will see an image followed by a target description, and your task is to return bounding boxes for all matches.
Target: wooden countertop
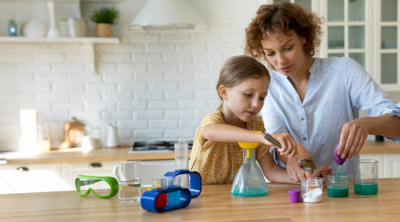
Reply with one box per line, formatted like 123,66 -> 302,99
0,178 -> 399,222
4,140 -> 400,165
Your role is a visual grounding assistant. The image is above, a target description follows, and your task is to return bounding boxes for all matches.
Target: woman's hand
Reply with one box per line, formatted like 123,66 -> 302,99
285,143 -> 313,182
263,133 -> 297,158
337,119 -> 369,159
312,165 -> 332,185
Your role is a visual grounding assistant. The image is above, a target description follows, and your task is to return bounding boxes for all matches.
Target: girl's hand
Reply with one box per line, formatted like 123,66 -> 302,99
263,133 -> 297,158
312,165 -> 332,185
336,119 -> 368,159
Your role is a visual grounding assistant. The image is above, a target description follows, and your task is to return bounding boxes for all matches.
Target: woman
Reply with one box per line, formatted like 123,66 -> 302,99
244,2 -> 400,181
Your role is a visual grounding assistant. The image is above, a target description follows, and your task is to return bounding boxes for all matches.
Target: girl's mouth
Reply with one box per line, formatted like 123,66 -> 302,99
246,111 -> 255,115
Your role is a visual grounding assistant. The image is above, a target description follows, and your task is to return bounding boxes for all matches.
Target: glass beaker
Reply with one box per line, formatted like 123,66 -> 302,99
113,161 -> 142,203
327,173 -> 349,198
353,159 -> 378,195
301,177 -> 323,202
175,143 -> 189,189
231,146 -> 269,197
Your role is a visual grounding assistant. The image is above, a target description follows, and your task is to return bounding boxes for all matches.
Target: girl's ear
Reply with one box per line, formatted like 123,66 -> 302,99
218,85 -> 228,100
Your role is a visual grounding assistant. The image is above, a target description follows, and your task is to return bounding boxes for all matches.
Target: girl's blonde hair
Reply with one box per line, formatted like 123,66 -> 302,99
216,55 -> 270,110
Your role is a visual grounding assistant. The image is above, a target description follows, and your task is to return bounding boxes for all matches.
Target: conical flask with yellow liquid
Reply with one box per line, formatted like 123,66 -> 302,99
231,131 -> 269,197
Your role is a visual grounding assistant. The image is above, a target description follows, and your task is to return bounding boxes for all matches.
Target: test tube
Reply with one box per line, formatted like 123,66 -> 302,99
151,178 -> 167,210
175,143 -> 189,188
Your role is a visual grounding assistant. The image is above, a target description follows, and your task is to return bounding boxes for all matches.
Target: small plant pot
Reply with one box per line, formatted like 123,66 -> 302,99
95,23 -> 112,37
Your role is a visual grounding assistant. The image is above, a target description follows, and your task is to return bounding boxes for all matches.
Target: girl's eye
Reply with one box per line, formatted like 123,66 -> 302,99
259,97 -> 265,101
285,47 -> 293,51
245,93 -> 252,97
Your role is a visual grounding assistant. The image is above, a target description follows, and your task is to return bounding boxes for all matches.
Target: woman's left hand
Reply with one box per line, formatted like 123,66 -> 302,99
336,119 -> 369,159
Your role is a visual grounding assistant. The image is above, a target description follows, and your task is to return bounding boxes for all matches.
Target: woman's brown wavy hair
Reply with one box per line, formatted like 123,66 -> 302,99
244,2 -> 323,70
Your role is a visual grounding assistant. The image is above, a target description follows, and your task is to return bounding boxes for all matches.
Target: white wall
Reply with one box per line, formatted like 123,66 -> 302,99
0,0 -> 399,151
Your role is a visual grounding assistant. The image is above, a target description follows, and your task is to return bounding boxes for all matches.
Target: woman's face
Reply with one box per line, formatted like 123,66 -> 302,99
260,32 -> 307,78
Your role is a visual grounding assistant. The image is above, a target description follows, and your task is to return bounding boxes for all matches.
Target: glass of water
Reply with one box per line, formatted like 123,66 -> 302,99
113,161 -> 141,204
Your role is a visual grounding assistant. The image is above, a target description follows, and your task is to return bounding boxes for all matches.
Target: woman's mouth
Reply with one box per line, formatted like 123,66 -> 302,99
281,65 -> 293,72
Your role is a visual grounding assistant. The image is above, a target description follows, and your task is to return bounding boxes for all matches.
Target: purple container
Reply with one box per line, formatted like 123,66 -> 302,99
288,189 -> 302,203
334,144 -> 346,165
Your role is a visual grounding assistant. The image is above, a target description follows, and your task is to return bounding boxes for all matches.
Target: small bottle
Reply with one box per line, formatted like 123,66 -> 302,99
8,20 -> 18,36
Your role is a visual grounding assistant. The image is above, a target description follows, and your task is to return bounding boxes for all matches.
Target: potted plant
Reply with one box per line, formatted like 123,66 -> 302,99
90,7 -> 119,37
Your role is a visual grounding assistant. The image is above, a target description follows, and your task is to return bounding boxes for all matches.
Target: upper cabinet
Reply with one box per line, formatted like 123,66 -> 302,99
269,0 -> 400,91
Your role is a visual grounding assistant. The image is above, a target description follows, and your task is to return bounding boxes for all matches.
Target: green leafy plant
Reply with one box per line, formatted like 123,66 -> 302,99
90,7 -> 119,25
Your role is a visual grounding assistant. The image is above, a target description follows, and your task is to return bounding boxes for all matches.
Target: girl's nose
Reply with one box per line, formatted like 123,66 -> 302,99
252,98 -> 261,108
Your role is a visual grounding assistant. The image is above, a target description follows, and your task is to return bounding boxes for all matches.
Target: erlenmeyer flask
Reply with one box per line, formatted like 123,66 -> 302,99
231,141 -> 268,197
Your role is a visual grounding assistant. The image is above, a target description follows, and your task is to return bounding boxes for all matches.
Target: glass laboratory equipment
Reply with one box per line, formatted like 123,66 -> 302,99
354,159 -> 378,195
231,131 -> 269,197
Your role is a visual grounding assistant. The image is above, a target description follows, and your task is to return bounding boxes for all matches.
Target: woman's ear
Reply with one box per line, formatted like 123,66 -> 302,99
302,36 -> 307,45
218,85 -> 228,100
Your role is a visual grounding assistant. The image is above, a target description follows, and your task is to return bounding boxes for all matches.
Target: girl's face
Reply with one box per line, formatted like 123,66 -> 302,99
260,32 -> 307,78
221,76 -> 269,123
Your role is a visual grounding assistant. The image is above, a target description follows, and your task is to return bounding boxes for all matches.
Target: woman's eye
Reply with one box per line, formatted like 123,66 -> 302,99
285,47 -> 293,51
245,93 -> 252,97
266,52 -> 275,56
259,97 -> 265,101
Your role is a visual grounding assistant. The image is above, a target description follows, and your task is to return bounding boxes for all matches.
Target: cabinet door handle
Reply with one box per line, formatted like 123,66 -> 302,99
88,163 -> 102,168
16,166 -> 29,171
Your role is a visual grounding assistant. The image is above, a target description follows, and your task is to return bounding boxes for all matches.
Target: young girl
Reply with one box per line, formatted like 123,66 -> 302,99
189,55 -> 331,185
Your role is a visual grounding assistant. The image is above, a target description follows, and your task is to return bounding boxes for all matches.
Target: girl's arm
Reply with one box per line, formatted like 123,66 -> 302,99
203,124 -> 297,158
202,124 -> 265,143
258,152 -> 294,183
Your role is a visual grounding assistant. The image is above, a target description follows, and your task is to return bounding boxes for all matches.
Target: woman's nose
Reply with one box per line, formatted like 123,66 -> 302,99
277,53 -> 288,66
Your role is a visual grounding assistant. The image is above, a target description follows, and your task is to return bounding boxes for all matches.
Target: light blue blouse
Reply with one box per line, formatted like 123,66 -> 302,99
262,57 -> 400,178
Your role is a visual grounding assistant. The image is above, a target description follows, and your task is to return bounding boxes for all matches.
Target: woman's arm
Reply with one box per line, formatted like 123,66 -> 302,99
338,59 -> 400,159
337,113 -> 400,159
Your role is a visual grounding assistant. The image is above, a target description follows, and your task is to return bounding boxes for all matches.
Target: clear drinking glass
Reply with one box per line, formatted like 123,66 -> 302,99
175,143 -> 189,189
354,159 -> 378,195
327,173 -> 349,198
301,177 -> 323,202
113,161 -> 141,203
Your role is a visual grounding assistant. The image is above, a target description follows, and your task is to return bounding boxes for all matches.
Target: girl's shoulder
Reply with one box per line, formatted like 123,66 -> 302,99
201,110 -> 225,125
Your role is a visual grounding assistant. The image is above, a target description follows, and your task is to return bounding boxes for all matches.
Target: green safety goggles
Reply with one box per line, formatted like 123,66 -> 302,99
75,175 -> 118,199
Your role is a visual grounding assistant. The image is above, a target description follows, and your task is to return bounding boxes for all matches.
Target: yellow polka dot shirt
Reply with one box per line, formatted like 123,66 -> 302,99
189,110 -> 271,185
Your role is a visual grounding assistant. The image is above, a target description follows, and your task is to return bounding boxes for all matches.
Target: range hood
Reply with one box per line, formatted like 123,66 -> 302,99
129,0 -> 206,30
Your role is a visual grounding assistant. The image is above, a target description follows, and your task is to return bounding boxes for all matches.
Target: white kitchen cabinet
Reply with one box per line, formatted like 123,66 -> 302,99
62,160 -> 176,189
0,175 -> 15,194
0,163 -> 71,193
383,153 -> 400,178
360,153 -> 400,178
